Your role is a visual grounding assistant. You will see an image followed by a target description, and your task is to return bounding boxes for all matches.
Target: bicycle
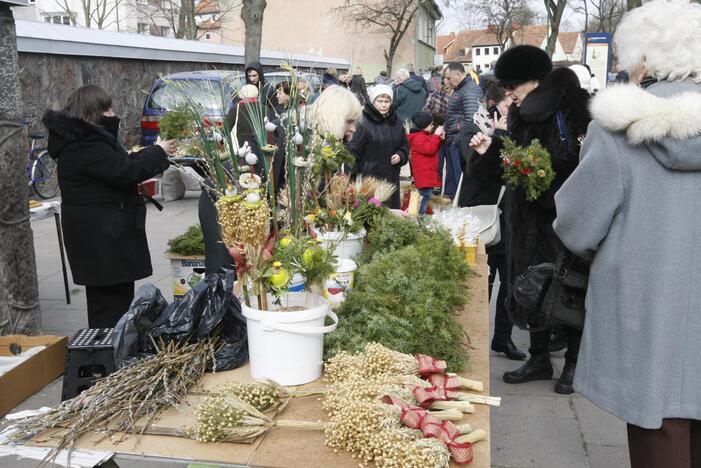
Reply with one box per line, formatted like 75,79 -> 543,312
22,119 -> 59,199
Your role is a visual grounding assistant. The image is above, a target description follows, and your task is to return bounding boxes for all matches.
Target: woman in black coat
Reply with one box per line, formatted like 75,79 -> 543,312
470,47 -> 591,394
347,86 -> 409,209
43,85 -> 174,328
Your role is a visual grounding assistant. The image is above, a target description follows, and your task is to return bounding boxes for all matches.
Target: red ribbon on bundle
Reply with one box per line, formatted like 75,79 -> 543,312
428,373 -> 463,390
411,382 -> 461,408
415,354 -> 447,377
381,395 -> 475,465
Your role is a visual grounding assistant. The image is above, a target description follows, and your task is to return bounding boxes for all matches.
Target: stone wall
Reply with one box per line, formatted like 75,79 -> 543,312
18,53 -> 244,147
17,53 -> 304,147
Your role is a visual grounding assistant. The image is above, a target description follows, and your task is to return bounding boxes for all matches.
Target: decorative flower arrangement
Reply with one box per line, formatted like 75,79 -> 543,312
500,137 -> 555,201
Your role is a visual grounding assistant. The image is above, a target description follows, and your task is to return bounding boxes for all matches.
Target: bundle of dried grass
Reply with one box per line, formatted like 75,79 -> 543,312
190,394 -> 325,443
10,341 -> 213,467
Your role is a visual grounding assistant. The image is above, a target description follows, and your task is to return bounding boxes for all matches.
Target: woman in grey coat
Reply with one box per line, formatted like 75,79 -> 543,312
553,1 -> 701,466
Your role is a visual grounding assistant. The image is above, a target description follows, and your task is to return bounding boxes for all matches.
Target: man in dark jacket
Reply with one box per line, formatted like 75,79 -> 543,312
469,45 -> 591,394
350,67 -> 371,105
43,102 -> 171,328
444,61 -> 484,200
245,61 -> 278,110
393,68 -> 427,123
407,63 -> 430,96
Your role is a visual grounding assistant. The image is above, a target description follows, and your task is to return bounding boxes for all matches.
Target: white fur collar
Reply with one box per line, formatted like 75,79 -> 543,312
591,84 -> 701,144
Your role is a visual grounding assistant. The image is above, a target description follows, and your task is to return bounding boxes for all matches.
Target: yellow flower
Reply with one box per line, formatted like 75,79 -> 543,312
537,169 -> 546,178
343,211 -> 353,221
305,213 -> 316,223
273,261 -> 282,268
321,146 -> 335,158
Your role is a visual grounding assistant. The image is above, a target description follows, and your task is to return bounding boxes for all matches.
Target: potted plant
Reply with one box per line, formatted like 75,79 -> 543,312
166,224 -> 206,299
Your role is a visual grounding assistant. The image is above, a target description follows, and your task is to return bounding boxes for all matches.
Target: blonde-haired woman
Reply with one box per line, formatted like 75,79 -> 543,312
554,1 -> 701,465
309,85 -> 362,142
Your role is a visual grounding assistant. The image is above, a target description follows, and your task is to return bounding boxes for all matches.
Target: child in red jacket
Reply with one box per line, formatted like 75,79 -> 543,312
408,111 -> 445,214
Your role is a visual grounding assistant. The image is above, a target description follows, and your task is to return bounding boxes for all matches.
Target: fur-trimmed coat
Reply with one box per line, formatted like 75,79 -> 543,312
554,79 -> 701,429
43,110 -> 168,286
471,68 -> 591,290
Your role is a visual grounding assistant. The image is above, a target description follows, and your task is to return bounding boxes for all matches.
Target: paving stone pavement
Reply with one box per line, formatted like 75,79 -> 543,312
2,193 -> 631,468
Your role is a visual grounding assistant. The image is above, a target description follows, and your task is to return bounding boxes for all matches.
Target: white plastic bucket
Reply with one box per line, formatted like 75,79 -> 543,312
323,258 -> 357,305
317,228 -> 366,259
241,293 -> 338,385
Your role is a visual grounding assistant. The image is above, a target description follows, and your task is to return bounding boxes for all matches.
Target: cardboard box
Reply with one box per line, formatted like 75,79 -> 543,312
0,335 -> 68,417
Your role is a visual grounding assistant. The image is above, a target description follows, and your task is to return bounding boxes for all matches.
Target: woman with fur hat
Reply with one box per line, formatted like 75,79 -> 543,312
470,45 -> 591,394
348,84 -> 409,209
554,1 -> 701,464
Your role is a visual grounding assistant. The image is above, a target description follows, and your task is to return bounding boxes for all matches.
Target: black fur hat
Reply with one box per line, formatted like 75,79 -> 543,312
495,45 -> 552,87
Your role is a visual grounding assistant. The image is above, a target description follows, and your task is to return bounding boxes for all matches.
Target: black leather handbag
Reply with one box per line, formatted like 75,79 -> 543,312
541,250 -> 589,330
505,262 -> 554,332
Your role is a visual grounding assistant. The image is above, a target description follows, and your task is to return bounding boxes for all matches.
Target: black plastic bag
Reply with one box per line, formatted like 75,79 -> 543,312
112,284 -> 169,368
147,269 -> 248,371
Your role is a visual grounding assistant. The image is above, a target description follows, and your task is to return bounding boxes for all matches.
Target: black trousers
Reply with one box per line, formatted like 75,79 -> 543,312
488,253 -> 514,344
85,282 -> 134,328
529,326 -> 582,364
628,419 -> 701,468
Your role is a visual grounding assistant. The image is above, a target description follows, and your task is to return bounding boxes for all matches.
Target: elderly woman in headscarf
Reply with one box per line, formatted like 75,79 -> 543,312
347,84 -> 409,209
554,1 -> 701,466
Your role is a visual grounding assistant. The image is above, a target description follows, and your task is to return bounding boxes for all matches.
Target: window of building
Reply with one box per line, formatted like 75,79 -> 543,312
137,23 -> 150,35
494,47 -> 500,54
475,48 -> 481,56
28,0 -> 36,4
484,47 -> 489,55
160,26 -> 171,37
416,6 -> 436,47
45,15 -> 70,24
205,33 -> 211,40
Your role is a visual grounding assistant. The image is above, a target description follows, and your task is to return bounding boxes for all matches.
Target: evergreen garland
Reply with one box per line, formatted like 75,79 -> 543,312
325,214 -> 471,370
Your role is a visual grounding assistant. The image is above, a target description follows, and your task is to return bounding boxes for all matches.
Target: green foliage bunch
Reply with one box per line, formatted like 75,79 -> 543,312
159,106 -> 195,140
167,224 -> 205,256
325,214 -> 471,370
500,137 -> 555,202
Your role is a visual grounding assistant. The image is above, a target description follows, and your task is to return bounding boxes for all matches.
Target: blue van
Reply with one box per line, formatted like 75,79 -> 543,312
140,70 -> 245,146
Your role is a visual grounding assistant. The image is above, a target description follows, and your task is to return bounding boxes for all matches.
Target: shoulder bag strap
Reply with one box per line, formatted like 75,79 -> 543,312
556,110 -> 572,153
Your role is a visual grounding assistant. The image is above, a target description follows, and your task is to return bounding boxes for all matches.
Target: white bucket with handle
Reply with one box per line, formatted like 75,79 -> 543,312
241,292 -> 337,385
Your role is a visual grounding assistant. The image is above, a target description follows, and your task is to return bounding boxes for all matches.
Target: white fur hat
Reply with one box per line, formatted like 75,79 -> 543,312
368,84 -> 393,104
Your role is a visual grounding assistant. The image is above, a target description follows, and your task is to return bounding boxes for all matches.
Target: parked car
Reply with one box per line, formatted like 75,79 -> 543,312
264,71 -> 324,94
140,70 -> 245,146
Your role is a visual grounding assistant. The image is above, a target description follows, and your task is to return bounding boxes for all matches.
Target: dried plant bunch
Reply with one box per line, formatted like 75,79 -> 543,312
207,380 -> 328,413
325,343 -> 483,392
190,394 -> 325,443
10,341 -> 213,467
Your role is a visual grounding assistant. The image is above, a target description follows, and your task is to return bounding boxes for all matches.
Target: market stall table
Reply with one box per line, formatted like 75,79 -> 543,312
29,201 -> 70,304
29,247 -> 492,467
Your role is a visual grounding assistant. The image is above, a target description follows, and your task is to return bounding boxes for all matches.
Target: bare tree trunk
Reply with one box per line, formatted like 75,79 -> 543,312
0,5 -> 41,336
626,0 -> 640,10
545,0 -> 567,57
241,0 -> 267,65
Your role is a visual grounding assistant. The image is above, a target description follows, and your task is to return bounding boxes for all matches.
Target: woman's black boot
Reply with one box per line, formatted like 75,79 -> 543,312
554,362 -> 577,394
503,353 -> 553,384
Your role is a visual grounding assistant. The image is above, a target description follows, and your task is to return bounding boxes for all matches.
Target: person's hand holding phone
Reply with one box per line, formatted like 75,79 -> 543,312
493,112 -> 508,131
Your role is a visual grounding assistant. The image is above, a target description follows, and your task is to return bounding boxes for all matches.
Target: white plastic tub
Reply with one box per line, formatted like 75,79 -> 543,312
323,258 -> 357,305
241,293 -> 338,385
317,228 -> 366,260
